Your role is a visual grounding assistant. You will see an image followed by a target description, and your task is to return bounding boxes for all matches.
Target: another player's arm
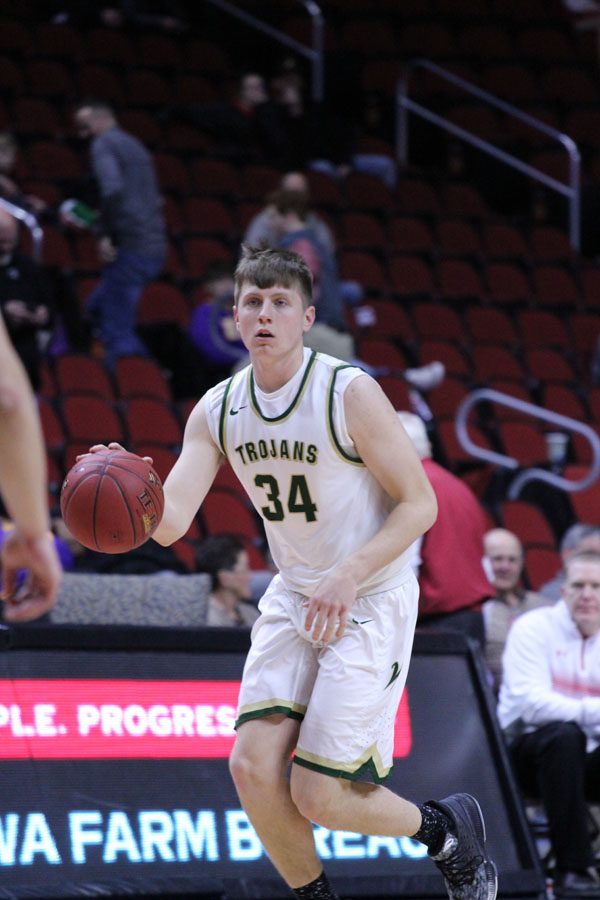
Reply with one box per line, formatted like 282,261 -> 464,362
305,375 -> 437,643
152,395 -> 223,546
0,313 -> 62,619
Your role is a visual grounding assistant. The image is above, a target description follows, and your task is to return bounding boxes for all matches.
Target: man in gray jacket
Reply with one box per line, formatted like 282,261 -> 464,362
74,100 -> 167,367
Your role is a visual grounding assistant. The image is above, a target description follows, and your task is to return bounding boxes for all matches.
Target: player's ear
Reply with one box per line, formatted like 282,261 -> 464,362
302,305 -> 316,332
233,305 -> 240,329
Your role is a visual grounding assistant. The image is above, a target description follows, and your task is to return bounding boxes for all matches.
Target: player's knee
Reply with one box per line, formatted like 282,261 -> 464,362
229,741 -> 273,798
290,766 -> 337,827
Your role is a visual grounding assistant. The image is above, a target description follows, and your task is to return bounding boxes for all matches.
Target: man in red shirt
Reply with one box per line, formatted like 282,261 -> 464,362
398,412 -> 493,644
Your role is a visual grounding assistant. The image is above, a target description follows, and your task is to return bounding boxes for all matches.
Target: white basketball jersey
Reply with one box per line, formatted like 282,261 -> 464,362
204,348 -> 411,596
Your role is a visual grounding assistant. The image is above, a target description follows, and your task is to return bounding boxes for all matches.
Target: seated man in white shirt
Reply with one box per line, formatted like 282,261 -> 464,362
498,551 -> 600,897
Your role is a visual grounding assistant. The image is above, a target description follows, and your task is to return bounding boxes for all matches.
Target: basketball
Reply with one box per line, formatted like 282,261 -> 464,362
60,449 -> 165,553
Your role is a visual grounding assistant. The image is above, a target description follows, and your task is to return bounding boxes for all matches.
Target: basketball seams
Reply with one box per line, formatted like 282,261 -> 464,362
99,472 -> 139,548
60,450 -> 164,553
103,460 -> 164,505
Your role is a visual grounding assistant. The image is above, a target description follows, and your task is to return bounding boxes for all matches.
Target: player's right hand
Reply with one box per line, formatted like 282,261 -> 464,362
76,443 -> 153,465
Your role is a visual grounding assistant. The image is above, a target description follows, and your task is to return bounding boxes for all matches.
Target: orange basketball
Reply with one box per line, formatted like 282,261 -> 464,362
60,449 -> 164,553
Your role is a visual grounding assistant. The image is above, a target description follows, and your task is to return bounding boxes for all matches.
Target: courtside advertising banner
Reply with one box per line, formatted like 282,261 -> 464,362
0,635 -> 542,898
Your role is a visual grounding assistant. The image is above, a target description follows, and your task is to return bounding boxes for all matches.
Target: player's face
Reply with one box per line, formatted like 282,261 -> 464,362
563,559 -> 600,637
233,282 -> 315,358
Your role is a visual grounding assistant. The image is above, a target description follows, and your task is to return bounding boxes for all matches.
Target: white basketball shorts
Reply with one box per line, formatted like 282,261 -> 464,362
235,570 -> 419,782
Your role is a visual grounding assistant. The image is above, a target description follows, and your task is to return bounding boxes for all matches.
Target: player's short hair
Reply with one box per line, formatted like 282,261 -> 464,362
234,245 -> 313,309
195,534 -> 245,591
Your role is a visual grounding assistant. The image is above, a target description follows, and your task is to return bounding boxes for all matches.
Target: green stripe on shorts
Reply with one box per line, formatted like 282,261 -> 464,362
236,698 -> 307,729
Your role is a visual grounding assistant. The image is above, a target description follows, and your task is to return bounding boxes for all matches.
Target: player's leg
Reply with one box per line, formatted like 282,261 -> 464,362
290,766 -> 421,835
290,578 -> 497,900
229,715 -> 322,888
229,576 -> 331,894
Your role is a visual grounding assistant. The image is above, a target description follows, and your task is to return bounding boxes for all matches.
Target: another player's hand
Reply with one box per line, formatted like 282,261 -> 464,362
304,569 -> 358,644
1,529 -> 62,623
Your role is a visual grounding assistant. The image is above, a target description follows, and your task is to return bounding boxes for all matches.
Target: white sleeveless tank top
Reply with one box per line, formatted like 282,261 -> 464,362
204,348 -> 410,596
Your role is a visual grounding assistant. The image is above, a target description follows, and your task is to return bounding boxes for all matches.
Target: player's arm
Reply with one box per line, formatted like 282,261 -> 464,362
0,314 -> 62,619
152,395 -> 224,546
341,374 -> 437,581
305,375 -> 436,643
0,315 -> 51,537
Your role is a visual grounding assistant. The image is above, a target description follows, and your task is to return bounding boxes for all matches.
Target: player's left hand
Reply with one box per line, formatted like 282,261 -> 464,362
1,529 -> 62,622
304,569 -> 357,644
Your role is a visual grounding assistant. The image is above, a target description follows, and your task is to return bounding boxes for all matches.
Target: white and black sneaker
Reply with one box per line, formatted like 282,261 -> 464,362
428,793 -> 498,900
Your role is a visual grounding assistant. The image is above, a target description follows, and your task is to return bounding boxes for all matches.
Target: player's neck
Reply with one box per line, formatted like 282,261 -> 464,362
251,345 -> 305,394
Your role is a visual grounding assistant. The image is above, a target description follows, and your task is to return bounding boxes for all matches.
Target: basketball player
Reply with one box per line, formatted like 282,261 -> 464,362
91,247 -> 497,900
0,313 -> 62,620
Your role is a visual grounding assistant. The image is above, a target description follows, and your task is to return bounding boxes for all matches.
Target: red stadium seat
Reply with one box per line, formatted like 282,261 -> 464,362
465,307 -> 518,347
358,338 -> 408,371
54,354 -> 114,400
418,340 -> 471,378
114,356 -> 172,402
61,395 -> 126,445
526,547 -> 561,591
389,255 -> 435,299
412,302 -> 465,343
201,487 -> 265,544
500,500 -> 556,548
124,398 -> 183,447
437,218 -> 482,258
389,216 -> 435,256
471,346 -> 526,382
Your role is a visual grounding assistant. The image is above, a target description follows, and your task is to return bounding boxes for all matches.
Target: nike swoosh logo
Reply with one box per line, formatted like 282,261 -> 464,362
230,406 -> 247,416
385,661 -> 402,689
351,617 -> 374,625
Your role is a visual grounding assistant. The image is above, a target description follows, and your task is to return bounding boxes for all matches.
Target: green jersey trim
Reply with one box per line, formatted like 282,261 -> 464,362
327,365 -> 364,465
248,351 -> 317,423
218,376 -> 235,455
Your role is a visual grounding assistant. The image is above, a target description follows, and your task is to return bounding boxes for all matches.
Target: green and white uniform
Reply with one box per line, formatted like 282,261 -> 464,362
204,348 -> 418,781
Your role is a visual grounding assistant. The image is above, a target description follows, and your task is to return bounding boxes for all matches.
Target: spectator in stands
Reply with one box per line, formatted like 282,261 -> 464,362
166,71 -> 292,167
268,189 -> 358,363
188,261 -> 247,387
498,550 -> 600,897
196,535 -> 260,628
482,528 -> 550,694
0,207 -> 55,392
244,172 -> 336,253
48,1 -> 186,30
0,132 -> 47,217
73,99 -> 167,368
398,411 -> 493,643
539,523 -> 600,603
244,171 -> 363,312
